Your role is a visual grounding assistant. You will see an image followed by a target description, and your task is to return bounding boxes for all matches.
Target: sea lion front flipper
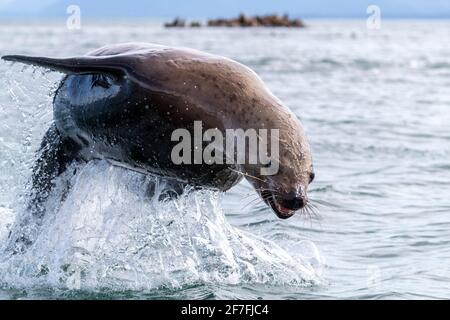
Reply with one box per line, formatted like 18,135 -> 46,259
1,55 -> 128,78
28,122 -> 79,218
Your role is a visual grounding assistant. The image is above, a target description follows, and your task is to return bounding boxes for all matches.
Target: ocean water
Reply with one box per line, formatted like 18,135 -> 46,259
0,20 -> 450,299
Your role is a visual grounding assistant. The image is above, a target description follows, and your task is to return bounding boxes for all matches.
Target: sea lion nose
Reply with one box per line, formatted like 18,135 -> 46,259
281,191 -> 306,210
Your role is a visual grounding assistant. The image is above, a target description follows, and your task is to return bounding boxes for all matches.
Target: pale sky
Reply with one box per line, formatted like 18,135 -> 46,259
1,0 -> 449,18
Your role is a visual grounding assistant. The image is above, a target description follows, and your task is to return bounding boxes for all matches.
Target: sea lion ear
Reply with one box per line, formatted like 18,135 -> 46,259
1,54 -> 127,78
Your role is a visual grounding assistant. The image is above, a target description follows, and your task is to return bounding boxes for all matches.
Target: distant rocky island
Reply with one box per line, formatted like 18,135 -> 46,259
164,14 -> 305,28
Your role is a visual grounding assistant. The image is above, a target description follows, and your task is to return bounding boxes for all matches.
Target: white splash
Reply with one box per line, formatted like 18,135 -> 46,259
0,161 -> 322,292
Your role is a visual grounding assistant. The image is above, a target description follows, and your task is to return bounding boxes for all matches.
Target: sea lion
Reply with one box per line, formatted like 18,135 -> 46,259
2,42 -> 315,219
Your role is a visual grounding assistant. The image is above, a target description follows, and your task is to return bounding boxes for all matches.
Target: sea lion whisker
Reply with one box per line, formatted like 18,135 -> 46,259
229,168 -> 268,185
298,206 -> 314,228
243,194 -> 265,204
255,187 -> 282,196
308,198 -> 326,209
242,198 -> 266,210
242,192 -> 276,210
297,207 -> 307,220
305,202 -> 321,221
307,201 -> 322,219
306,202 -> 323,228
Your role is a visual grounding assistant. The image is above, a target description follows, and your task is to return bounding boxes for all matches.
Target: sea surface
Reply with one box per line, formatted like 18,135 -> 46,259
0,20 -> 450,299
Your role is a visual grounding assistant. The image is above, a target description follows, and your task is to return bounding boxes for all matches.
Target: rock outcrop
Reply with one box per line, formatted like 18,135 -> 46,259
164,14 -> 305,28
164,17 -> 186,28
208,14 -> 305,28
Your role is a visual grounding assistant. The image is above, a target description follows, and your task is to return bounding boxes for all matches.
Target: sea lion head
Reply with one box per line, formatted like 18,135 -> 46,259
240,112 -> 315,219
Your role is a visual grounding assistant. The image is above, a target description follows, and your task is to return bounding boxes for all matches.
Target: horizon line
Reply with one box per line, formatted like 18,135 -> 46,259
1,14 -> 450,20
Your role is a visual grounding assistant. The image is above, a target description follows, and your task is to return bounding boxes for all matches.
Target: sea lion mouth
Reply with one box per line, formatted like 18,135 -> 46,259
261,190 -> 296,219
273,202 -> 296,219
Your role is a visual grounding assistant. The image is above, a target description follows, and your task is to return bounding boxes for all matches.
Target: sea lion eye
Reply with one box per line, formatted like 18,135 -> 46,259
309,172 -> 315,183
